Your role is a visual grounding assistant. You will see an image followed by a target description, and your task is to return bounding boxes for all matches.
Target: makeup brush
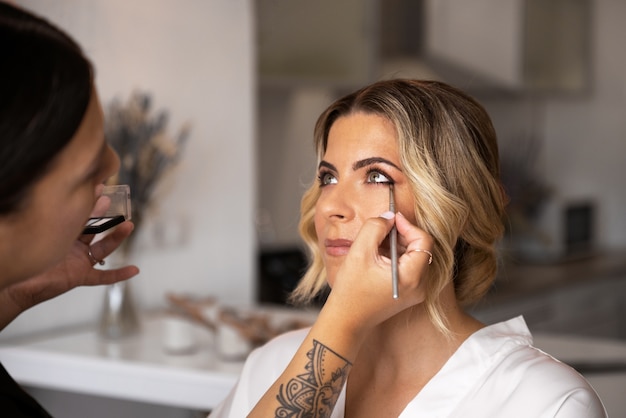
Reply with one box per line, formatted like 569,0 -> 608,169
389,184 -> 399,299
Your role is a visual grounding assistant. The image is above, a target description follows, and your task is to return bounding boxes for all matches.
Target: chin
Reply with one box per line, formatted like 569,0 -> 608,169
324,269 -> 337,289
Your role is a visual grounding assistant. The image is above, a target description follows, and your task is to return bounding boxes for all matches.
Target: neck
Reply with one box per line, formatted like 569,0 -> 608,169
344,286 -> 484,417
354,286 -> 484,380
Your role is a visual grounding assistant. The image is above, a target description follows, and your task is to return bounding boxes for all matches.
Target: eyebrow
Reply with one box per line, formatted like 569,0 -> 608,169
353,157 -> 400,171
318,157 -> 401,172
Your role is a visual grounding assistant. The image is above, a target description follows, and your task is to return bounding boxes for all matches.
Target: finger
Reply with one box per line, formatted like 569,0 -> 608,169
77,186 -> 113,245
350,211 -> 396,258
85,265 -> 140,286
395,212 -> 434,253
395,212 -> 434,282
94,183 -> 105,196
90,194 -> 111,218
88,221 -> 135,261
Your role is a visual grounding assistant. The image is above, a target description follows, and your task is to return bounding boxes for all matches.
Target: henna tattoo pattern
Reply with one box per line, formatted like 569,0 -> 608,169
275,339 -> 352,418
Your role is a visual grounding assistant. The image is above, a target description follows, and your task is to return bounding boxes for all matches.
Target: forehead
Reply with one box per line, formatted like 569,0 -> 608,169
324,112 -> 398,160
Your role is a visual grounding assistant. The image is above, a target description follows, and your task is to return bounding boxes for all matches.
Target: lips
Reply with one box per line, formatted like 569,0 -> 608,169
324,238 -> 352,256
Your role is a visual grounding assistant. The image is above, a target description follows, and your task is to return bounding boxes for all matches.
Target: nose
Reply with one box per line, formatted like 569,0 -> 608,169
102,143 -> 121,181
316,182 -> 357,223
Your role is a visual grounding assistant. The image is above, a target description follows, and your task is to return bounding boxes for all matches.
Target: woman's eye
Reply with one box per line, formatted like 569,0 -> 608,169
366,170 -> 391,184
318,172 -> 337,186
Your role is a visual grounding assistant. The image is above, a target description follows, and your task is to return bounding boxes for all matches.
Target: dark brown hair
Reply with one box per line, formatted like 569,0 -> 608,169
0,3 -> 94,214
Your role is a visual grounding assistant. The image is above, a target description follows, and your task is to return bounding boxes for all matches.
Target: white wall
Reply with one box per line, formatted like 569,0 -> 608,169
256,87 -> 331,248
2,0 -> 256,339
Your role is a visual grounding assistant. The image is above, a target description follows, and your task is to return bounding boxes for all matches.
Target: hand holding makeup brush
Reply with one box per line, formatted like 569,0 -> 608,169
326,211 -> 434,333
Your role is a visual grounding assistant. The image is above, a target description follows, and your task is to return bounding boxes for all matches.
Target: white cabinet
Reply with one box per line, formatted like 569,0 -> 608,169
257,0 -> 591,93
256,0 -> 378,88
424,0 -> 591,93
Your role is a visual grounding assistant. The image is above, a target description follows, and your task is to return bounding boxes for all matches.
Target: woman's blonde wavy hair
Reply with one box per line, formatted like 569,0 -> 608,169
290,79 -> 507,333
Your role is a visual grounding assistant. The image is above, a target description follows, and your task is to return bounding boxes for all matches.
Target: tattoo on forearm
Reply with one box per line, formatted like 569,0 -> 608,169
275,339 -> 352,418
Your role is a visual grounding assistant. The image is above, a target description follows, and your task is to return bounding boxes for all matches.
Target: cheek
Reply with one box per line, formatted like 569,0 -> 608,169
313,212 -> 323,241
395,189 -> 417,223
64,188 -> 99,236
27,205 -> 85,275
313,198 -> 329,241
365,188 -> 397,221
398,203 -> 417,223
57,191 -> 96,251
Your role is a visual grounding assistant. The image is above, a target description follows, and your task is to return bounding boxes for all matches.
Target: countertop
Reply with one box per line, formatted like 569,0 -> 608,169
488,249 -> 626,304
1,311 -> 626,415
0,313 -> 244,411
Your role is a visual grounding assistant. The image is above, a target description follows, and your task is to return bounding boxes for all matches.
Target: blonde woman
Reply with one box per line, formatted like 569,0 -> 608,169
211,79 -> 606,417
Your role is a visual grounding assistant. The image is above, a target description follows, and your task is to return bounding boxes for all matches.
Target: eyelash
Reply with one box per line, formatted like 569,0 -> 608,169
317,168 -> 395,187
365,168 -> 394,185
317,169 -> 336,187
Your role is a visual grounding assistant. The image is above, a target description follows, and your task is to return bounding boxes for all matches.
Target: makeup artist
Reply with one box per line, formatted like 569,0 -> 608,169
0,3 -> 138,415
211,79 -> 607,417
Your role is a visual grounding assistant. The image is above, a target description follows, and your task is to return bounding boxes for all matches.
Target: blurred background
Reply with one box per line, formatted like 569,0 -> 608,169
255,0 -> 626,336
1,0 -> 625,416
3,0 -> 623,336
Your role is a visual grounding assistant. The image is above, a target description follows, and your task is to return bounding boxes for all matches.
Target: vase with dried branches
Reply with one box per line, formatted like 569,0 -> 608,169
99,91 -> 190,339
